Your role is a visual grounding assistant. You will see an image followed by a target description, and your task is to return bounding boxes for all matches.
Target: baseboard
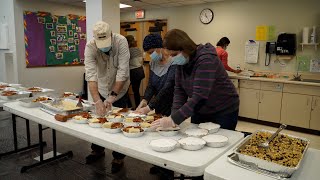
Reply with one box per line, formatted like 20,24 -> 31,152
238,116 -> 320,136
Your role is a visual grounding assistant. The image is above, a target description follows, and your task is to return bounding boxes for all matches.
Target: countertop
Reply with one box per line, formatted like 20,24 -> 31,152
228,73 -> 320,87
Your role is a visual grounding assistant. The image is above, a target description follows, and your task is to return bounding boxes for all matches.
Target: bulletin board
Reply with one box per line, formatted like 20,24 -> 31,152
23,11 -> 86,67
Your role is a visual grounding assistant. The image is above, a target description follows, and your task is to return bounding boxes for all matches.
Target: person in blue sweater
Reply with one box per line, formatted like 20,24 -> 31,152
135,34 -> 179,116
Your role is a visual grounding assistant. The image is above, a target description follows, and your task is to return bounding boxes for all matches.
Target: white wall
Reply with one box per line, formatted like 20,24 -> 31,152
14,0 -> 86,93
121,0 -> 320,76
0,0 -> 17,83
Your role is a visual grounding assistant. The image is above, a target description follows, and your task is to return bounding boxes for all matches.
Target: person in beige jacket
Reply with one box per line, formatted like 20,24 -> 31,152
84,21 -> 130,173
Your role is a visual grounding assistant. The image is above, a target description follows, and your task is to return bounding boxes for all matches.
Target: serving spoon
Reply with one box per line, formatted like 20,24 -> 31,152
259,124 -> 287,148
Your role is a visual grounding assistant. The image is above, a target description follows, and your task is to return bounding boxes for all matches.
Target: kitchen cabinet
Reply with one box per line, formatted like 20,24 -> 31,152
258,91 -> 282,123
239,88 -> 259,119
280,93 -> 311,128
239,80 -> 283,122
310,96 -> 320,131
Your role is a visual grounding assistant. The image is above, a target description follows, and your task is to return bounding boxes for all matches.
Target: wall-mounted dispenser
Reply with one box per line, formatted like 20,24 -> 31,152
276,33 -> 296,56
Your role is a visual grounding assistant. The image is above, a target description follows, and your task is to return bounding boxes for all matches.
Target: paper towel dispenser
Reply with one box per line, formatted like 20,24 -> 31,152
276,33 -> 296,56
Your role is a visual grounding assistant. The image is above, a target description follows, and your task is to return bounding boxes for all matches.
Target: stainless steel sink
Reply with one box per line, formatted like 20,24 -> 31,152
291,79 -> 320,83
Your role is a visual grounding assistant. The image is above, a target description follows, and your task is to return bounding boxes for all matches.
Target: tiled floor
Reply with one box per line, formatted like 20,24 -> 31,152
0,109 -> 319,180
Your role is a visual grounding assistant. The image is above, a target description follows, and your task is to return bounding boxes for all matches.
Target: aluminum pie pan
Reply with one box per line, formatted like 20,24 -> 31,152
227,153 -> 290,179
233,130 -> 310,176
0,91 -> 31,100
40,100 -> 83,115
19,97 -> 52,108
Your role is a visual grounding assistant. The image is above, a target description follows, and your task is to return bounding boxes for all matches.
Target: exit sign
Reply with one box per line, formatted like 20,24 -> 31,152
135,10 -> 145,19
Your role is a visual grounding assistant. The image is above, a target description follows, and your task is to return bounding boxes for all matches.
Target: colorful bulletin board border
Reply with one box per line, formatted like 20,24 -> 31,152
24,11 -> 86,68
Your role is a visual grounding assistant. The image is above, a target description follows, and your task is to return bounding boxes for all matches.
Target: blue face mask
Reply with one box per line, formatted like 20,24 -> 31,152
172,53 -> 189,65
99,46 -> 112,53
150,50 -> 162,62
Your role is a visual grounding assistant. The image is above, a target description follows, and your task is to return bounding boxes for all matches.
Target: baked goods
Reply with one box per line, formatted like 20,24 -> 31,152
140,122 -> 151,128
125,117 -> 143,123
1,91 -> 17,96
0,84 -> 9,90
123,126 -> 143,133
51,100 -> 80,111
63,92 -> 76,97
27,87 -> 42,92
107,113 -> 124,119
238,131 -> 307,167
32,97 -> 49,102
102,122 -> 123,129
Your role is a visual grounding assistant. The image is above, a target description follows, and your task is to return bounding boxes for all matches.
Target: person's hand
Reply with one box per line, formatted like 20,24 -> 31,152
151,116 -> 175,129
234,69 -> 242,74
136,99 -> 147,110
135,106 -> 151,115
104,95 -> 116,112
95,99 -> 106,116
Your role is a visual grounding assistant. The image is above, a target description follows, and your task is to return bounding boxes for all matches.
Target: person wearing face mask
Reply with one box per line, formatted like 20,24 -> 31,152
84,21 -> 130,173
125,35 -> 145,108
216,37 -> 241,73
135,34 -> 178,117
151,29 -> 239,132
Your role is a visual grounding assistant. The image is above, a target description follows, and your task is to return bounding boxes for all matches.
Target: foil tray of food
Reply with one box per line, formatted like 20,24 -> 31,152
227,153 -> 289,179
19,96 -> 52,108
0,90 -> 31,100
233,130 -> 309,177
40,98 -> 92,115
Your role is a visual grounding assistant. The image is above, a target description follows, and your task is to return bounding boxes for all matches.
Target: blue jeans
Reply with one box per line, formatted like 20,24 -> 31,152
191,109 -> 239,130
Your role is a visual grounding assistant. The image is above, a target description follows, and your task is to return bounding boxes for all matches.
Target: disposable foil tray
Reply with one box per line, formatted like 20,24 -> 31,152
233,130 -> 309,177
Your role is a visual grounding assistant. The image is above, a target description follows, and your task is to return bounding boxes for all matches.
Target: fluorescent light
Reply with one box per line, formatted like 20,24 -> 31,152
82,1 -> 131,9
120,3 -> 132,8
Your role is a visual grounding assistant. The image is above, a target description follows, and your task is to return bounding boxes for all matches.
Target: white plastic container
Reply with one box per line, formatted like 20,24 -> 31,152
178,137 -> 206,151
149,139 -> 178,152
202,134 -> 228,148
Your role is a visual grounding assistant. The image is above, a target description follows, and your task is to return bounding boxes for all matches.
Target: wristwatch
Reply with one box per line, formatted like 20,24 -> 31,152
110,91 -> 118,97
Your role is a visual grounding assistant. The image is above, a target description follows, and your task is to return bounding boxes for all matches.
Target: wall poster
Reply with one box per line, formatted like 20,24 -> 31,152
24,11 -> 86,67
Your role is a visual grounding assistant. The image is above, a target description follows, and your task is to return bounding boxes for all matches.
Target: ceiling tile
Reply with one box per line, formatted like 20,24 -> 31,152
159,2 -> 184,7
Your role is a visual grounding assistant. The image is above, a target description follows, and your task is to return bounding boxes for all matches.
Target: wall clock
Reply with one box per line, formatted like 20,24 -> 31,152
200,8 -> 214,24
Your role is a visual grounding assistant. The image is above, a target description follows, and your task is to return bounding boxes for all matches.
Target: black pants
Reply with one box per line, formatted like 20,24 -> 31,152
191,109 -> 239,130
91,94 -> 128,160
131,80 -> 142,108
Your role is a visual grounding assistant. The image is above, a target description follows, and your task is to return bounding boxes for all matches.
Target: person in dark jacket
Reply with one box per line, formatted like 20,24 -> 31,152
135,34 -> 179,116
125,35 -> 145,108
151,29 -> 239,131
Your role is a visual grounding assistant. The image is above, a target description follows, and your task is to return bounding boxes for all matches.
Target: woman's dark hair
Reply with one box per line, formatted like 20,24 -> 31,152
143,34 -> 163,51
125,35 -> 136,48
216,37 -> 230,47
163,29 -> 197,56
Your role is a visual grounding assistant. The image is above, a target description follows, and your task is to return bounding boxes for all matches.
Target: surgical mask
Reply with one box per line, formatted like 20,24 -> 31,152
99,46 -> 112,53
172,53 -> 189,65
150,50 -> 162,62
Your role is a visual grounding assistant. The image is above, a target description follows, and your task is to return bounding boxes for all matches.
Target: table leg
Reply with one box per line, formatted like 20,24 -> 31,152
12,114 -> 18,151
38,124 -> 44,162
0,115 -> 47,158
20,126 -> 73,173
26,119 -> 31,146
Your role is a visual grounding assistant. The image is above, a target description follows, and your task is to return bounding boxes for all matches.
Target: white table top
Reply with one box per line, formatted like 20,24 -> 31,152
3,101 -> 244,176
0,99 -> 7,107
204,142 -> 320,180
